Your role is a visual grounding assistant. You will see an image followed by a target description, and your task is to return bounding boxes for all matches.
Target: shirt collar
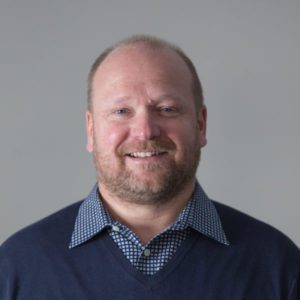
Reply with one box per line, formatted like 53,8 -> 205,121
187,182 -> 230,245
69,181 -> 230,248
69,184 -> 112,248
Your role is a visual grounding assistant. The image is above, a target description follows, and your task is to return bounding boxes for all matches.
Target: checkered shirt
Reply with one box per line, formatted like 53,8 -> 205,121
69,181 -> 229,275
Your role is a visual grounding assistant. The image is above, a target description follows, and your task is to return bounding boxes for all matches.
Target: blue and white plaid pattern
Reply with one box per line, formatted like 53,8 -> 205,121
70,181 -> 229,275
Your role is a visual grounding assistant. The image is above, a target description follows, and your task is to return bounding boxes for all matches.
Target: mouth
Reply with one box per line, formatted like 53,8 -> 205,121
126,150 -> 167,158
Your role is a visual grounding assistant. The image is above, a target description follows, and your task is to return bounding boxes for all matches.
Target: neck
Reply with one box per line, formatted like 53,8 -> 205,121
98,179 -> 196,245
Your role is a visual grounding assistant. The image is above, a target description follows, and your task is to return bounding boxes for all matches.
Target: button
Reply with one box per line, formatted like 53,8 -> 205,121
112,225 -> 120,232
144,249 -> 151,257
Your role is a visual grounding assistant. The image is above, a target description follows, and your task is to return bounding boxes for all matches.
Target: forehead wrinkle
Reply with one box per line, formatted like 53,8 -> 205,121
152,94 -> 183,103
103,81 -> 186,108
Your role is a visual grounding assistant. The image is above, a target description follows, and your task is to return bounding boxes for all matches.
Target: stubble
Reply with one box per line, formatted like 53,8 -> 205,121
92,137 -> 201,205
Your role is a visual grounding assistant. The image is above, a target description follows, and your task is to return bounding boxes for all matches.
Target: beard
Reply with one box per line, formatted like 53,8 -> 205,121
92,138 -> 201,205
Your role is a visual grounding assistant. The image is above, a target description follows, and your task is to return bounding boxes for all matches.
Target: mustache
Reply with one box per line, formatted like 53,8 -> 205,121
118,139 -> 176,156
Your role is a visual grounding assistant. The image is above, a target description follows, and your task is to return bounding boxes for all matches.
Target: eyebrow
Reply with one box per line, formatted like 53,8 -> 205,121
107,93 -> 184,107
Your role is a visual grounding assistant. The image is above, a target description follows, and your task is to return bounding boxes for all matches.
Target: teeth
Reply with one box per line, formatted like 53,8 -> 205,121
128,151 -> 164,158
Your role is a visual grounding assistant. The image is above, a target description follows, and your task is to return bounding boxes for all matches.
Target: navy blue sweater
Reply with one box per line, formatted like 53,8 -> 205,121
0,200 -> 299,299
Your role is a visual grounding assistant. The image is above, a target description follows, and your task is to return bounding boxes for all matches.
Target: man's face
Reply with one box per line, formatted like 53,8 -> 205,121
86,45 -> 207,204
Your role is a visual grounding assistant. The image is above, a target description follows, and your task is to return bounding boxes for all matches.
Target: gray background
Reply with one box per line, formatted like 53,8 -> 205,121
0,1 -> 299,246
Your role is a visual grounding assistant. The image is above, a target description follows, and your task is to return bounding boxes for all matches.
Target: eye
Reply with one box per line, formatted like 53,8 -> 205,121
161,107 -> 174,112
108,107 -> 132,120
159,106 -> 179,116
114,108 -> 129,114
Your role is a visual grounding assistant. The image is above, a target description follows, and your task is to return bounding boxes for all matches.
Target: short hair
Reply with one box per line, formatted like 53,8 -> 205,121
87,35 -> 204,112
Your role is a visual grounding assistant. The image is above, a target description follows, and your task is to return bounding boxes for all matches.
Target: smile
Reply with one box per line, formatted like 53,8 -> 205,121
126,151 -> 167,158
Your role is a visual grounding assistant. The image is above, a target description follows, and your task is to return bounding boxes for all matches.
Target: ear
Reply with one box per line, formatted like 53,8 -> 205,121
86,110 -> 94,153
198,105 -> 207,148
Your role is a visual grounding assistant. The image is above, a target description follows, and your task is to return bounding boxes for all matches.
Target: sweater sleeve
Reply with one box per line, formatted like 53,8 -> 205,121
0,250 -> 17,300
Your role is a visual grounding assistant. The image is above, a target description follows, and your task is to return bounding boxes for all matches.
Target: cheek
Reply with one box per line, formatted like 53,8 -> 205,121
166,121 -> 199,146
107,132 -> 122,147
96,124 -> 128,149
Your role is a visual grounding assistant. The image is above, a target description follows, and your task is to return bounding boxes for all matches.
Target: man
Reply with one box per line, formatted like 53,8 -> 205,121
0,35 -> 299,299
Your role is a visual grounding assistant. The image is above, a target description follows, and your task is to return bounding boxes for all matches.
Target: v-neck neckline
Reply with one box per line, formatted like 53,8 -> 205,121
101,230 -> 200,288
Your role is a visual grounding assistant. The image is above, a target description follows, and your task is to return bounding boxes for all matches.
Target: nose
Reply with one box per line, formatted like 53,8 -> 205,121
130,109 -> 161,141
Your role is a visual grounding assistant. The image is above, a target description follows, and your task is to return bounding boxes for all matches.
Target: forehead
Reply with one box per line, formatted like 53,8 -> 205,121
92,44 -> 193,97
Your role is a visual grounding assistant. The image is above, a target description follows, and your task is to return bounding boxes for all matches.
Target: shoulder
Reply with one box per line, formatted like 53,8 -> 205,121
213,200 -> 300,259
0,200 -> 83,258
0,200 -> 84,297
212,201 -> 300,296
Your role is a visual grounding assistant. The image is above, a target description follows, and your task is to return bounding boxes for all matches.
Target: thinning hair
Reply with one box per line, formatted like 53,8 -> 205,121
87,35 -> 204,112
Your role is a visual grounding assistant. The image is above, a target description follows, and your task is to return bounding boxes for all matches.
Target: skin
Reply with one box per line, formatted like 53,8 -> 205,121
86,44 -> 207,244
